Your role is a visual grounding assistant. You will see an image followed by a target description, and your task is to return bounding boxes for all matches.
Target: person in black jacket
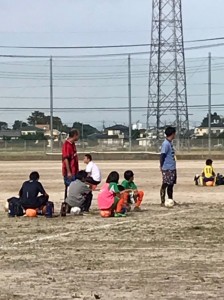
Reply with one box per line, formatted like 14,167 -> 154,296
19,171 -> 49,209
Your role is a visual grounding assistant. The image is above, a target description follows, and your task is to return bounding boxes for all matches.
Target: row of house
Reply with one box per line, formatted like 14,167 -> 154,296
1,123 -> 223,148
0,125 -> 62,143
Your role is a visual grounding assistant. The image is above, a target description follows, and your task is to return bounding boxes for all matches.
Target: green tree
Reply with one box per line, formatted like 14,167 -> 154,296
27,111 -> 47,125
201,112 -> 223,127
132,129 -> 141,140
27,111 -> 64,130
72,122 -> 99,138
12,120 -> 28,130
44,116 -> 63,131
0,121 -> 8,130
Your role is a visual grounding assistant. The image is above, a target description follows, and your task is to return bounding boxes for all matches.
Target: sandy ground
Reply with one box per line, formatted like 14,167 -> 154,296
1,160 -> 224,300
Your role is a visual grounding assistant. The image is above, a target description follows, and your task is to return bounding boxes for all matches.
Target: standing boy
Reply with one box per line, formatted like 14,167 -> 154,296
62,129 -> 79,199
160,127 -> 177,206
83,154 -> 101,187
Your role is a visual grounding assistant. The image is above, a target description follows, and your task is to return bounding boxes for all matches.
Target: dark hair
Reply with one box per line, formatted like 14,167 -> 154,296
106,171 -> 119,184
124,170 -> 134,181
29,171 -> 40,181
69,128 -> 79,138
165,126 -> 176,137
206,159 -> 213,166
85,154 -> 92,161
76,170 -> 88,181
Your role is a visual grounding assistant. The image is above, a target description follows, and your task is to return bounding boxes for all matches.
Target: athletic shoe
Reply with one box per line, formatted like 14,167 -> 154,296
114,212 -> 127,217
83,211 -> 90,216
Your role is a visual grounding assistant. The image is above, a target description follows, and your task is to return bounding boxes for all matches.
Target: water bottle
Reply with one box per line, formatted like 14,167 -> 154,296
45,202 -> 53,218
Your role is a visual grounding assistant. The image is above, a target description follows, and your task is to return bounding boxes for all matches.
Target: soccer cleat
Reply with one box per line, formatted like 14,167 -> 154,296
82,211 -> 90,216
114,212 -> 127,217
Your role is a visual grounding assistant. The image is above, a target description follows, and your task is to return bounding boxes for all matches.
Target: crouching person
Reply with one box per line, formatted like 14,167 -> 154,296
98,171 -> 129,218
19,171 -> 49,210
194,159 -> 216,186
122,170 -> 144,212
65,170 -> 93,215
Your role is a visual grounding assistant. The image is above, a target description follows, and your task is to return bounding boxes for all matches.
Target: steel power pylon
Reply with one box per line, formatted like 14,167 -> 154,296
147,0 -> 189,148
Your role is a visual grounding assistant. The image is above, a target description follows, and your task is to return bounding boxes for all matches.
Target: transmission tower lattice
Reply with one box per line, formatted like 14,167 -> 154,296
147,0 -> 189,146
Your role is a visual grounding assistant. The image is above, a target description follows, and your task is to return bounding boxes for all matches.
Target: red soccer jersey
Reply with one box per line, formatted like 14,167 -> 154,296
62,139 -> 79,177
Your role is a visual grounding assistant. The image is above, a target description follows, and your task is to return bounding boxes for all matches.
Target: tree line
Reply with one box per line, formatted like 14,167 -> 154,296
0,111 -> 99,139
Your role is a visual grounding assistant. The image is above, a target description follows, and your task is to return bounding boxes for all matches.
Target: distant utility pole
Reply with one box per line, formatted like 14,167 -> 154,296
102,120 -> 105,131
147,0 -> 189,150
208,52 -> 212,154
128,54 -> 132,151
50,56 -> 54,153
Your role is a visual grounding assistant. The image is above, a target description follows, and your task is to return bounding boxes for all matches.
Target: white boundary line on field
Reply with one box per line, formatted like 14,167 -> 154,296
0,220 -> 132,250
0,208 -> 192,250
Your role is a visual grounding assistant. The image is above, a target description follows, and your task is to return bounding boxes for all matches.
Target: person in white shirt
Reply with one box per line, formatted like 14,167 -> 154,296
84,154 -> 102,186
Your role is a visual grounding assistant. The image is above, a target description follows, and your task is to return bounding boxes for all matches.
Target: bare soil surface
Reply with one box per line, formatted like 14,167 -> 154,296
0,160 -> 224,300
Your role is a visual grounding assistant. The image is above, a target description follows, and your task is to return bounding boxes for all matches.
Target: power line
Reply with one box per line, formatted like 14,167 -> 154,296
1,36 -> 224,49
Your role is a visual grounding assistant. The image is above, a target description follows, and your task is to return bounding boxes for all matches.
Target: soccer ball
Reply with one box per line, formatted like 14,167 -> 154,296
71,207 -> 81,215
4,201 -> 8,212
165,199 -> 174,208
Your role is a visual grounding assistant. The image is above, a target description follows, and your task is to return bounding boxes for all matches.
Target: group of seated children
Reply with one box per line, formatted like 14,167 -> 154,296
97,170 -> 144,217
6,153 -> 144,218
194,159 -> 224,186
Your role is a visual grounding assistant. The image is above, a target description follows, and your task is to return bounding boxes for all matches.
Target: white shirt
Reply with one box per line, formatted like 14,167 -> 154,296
85,161 -> 101,182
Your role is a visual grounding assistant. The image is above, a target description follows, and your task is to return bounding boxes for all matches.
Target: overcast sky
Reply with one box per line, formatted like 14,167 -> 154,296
0,0 -> 224,129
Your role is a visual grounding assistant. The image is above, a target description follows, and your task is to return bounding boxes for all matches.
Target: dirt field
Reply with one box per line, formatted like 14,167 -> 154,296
1,160 -> 224,300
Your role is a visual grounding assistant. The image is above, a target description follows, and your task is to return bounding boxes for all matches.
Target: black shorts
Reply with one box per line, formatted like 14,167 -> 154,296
20,195 -> 49,209
85,177 -> 101,186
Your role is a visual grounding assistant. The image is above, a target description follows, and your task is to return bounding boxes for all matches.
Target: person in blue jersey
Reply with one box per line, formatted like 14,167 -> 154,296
160,127 -> 177,206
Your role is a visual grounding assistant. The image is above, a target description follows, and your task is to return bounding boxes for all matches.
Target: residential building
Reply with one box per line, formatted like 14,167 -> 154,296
194,126 -> 224,137
20,126 -> 44,136
97,124 -> 129,149
0,130 -> 21,140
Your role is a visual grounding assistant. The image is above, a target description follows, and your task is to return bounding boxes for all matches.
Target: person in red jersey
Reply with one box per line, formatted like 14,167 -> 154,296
62,129 -> 79,199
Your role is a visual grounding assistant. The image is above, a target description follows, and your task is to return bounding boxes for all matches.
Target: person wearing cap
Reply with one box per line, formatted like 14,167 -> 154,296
201,159 -> 216,185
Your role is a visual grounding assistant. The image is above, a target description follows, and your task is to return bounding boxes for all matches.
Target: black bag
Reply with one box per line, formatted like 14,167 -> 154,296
216,174 -> 224,186
7,197 -> 24,217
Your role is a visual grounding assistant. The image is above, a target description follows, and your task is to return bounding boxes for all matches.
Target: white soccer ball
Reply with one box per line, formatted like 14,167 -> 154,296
71,207 -> 81,215
4,201 -> 8,212
165,199 -> 174,208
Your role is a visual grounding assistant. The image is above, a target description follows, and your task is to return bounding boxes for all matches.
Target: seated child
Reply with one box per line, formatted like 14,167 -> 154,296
65,170 -> 93,214
194,159 -> 216,186
84,154 -> 101,189
19,171 -> 49,210
121,170 -> 144,211
97,171 -> 130,217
